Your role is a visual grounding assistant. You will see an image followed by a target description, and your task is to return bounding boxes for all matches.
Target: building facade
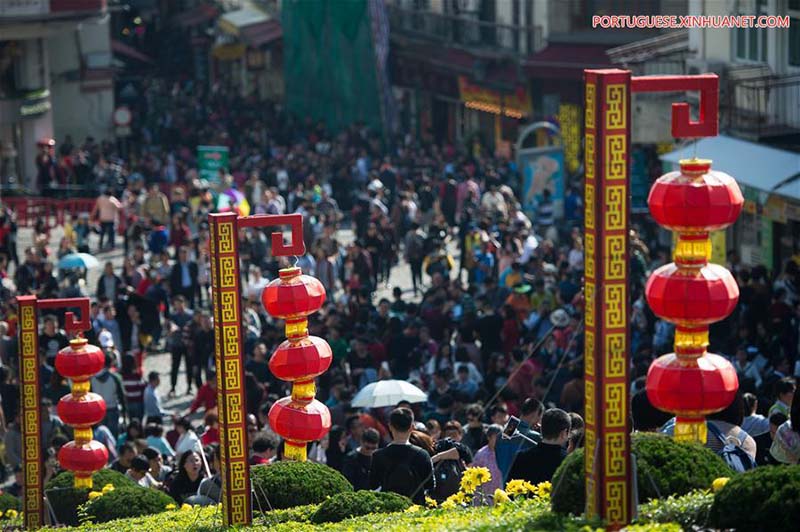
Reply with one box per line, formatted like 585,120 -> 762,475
0,0 -> 110,191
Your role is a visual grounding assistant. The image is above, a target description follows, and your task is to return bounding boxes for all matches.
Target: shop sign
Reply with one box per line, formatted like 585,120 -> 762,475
764,194 -> 787,223
212,43 -> 246,61
198,145 -> 229,184
19,89 -> 51,118
246,48 -> 265,70
785,202 -> 800,222
458,76 -> 531,119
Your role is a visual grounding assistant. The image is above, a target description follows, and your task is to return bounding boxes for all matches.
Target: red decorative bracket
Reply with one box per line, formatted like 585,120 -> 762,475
631,74 -> 718,138
238,213 -> 306,256
37,297 -> 91,335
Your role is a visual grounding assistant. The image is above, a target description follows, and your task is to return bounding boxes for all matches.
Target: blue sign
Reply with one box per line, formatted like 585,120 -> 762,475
520,147 -> 565,220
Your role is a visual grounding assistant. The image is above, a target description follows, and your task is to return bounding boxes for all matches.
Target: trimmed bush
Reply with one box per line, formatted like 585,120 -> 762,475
311,490 -> 411,523
710,464 -> 800,531
260,504 -> 318,527
638,490 -> 714,530
81,486 -> 175,524
250,461 -> 353,511
551,432 -> 731,515
45,469 -> 137,525
0,492 -> 21,512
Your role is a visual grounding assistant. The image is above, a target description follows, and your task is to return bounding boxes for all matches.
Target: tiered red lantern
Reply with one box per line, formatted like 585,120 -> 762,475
262,267 -> 332,461
55,337 -> 108,488
645,158 -> 743,443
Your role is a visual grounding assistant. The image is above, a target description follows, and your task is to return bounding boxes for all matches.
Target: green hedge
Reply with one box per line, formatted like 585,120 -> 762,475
81,486 -> 175,524
251,461 -> 353,511
551,432 -> 730,515
637,490 -> 714,530
710,465 -> 800,531
311,491 -> 411,524
45,469 -> 137,525
0,492 -> 21,512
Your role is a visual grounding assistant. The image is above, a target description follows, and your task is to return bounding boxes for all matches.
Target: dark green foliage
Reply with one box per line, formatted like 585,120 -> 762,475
45,469 -> 137,525
82,486 -> 175,523
638,490 -> 714,530
551,432 -> 731,515
250,461 -> 353,511
259,503 -> 318,526
710,465 -> 800,531
0,492 -> 21,512
311,490 -> 411,524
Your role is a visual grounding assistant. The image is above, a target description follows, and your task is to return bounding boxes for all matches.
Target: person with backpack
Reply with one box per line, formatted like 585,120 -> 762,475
660,393 -> 757,472
430,420 -> 473,502
404,223 -> 426,295
368,407 -> 434,504
91,352 -> 128,437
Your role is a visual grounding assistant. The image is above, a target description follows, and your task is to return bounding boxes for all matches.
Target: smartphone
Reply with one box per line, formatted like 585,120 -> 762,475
503,416 -> 521,438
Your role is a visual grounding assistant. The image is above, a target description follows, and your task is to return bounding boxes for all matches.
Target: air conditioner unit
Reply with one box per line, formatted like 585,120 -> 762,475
685,58 -> 726,76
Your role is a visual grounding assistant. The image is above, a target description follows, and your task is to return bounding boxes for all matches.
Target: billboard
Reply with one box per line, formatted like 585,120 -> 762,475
197,145 -> 229,184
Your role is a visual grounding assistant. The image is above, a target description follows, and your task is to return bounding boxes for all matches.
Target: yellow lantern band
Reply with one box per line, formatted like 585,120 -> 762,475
73,475 -> 93,489
679,158 -> 712,176
72,380 -> 91,395
284,440 -> 307,461
674,417 -> 707,444
292,380 -> 316,402
285,318 -> 308,339
69,336 -> 89,351
674,327 -> 709,358
74,428 -> 93,443
673,232 -> 710,267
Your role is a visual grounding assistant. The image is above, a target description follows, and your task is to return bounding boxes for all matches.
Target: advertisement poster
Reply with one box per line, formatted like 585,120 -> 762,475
520,148 -> 565,220
197,145 -> 229,184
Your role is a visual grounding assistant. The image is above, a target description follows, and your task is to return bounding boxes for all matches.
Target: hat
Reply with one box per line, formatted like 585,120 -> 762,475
550,309 -> 570,328
99,330 -> 114,349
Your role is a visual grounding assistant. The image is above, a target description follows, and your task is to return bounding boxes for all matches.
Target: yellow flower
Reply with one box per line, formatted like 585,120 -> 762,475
165,503 -> 176,510
440,498 -> 457,510
505,479 -> 528,497
472,467 -> 491,485
460,477 -> 477,495
493,489 -> 510,505
5,509 -> 17,519
425,496 -> 438,508
536,481 -> 552,498
0,510 -> 4,518
712,477 -> 730,493
102,483 -> 115,494
180,503 -> 192,511
405,505 -> 421,513
88,491 -> 102,500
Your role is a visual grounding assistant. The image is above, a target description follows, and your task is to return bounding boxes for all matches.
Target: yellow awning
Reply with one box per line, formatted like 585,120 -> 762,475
212,43 -> 246,61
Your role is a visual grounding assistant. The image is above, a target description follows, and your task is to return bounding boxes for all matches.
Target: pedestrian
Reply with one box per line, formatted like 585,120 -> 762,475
508,408 -> 572,484
341,428 -> 380,490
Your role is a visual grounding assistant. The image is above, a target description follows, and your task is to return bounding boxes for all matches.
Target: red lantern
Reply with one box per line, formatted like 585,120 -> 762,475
647,160 -> 743,231
58,441 -> 109,489
268,336 -> 332,383
645,264 -> 739,324
645,159 -> 742,444
55,338 -> 105,381
268,398 -> 331,443
262,267 -> 332,461
261,267 -> 326,324
55,337 -> 107,488
57,393 -> 107,428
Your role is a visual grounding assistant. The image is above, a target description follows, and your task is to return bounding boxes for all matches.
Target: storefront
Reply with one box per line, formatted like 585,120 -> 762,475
213,5 -> 282,99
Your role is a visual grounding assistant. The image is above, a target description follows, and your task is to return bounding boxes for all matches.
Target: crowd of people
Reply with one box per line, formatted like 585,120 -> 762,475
1,71 -> 800,508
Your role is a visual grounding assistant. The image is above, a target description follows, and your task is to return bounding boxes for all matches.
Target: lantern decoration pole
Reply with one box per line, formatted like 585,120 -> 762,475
645,164 -> 742,442
208,212 -> 306,526
583,69 -> 633,526
17,296 -> 43,530
262,268 -> 332,461
17,296 -> 93,530
583,70 -> 724,526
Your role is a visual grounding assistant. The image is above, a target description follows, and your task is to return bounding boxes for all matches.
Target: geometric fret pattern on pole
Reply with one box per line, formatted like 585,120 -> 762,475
583,68 -> 633,527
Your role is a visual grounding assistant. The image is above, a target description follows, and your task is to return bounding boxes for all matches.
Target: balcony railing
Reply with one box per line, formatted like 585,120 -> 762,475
725,73 -> 800,138
388,5 -> 543,56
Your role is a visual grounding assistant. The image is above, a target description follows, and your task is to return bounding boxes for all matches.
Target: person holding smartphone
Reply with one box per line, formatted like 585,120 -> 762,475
508,408 -> 571,484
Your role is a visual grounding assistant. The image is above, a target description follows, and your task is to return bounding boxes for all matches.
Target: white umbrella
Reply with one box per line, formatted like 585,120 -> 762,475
351,379 -> 428,408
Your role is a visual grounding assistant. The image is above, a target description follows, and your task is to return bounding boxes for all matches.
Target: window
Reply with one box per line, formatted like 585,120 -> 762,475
735,0 -> 767,62
791,19 -> 800,66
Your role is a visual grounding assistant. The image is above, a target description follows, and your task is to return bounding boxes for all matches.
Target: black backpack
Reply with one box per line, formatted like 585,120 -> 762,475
431,459 -> 464,502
